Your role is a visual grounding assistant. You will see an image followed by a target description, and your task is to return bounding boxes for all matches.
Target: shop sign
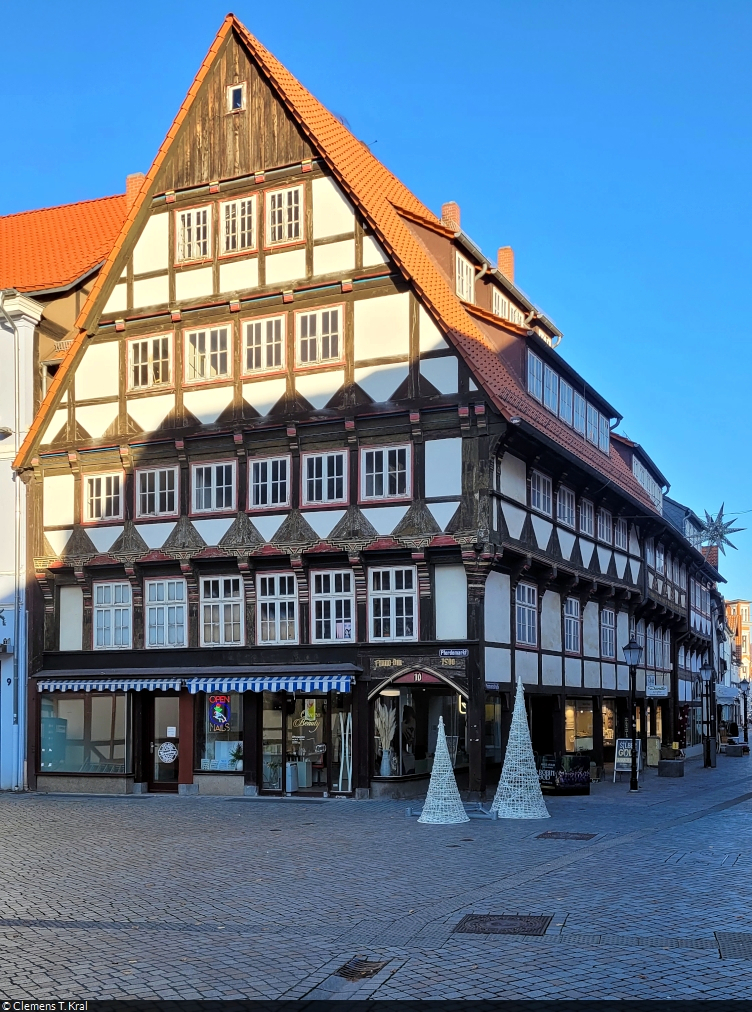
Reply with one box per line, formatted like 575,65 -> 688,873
208,694 -> 231,731
439,648 -> 469,657
614,738 -> 642,778
486,682 -> 500,691
373,658 -> 403,668
157,741 -> 178,764
646,684 -> 670,698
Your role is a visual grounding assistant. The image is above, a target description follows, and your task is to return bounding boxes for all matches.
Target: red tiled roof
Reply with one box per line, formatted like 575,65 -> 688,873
0,194 -> 128,294
12,15 -> 661,516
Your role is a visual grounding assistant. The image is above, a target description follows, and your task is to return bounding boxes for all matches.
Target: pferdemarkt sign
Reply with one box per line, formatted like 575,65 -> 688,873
2,1004 -> 89,1011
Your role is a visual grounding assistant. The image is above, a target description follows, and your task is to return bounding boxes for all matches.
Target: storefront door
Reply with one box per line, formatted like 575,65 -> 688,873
146,694 -> 180,792
286,696 -> 329,794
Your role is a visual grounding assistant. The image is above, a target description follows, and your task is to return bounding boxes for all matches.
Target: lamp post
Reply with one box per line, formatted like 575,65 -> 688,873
701,662 -> 714,768
740,678 -> 749,745
622,638 -> 644,793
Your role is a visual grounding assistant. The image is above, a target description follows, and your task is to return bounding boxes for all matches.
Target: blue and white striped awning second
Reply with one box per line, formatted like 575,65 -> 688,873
187,675 -> 353,695
38,678 -> 183,693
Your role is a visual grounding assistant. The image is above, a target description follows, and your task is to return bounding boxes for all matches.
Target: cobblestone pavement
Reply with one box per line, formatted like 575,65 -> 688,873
3,757 -> 752,999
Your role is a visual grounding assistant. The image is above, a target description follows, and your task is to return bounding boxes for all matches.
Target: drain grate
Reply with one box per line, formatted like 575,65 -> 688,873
716,932 -> 752,959
536,831 -> 596,841
335,957 -> 389,981
454,914 -> 552,936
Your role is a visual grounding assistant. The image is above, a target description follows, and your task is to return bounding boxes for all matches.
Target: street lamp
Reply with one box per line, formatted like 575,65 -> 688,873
622,637 -> 644,793
740,678 -> 749,745
701,662 -> 714,768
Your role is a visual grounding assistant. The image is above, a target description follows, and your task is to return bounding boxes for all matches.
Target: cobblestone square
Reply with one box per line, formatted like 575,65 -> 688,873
2,757 -> 752,999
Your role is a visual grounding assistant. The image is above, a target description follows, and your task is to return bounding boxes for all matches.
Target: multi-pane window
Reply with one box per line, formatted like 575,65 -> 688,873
185,326 -> 230,382
614,518 -> 628,551
85,473 -> 122,522
361,445 -> 410,500
302,451 -> 347,505
655,543 -> 665,574
201,577 -> 242,646
515,583 -> 537,646
598,414 -> 610,453
244,316 -> 284,373
543,365 -> 558,414
257,574 -> 297,644
600,609 -> 615,659
129,335 -> 171,389
579,499 -> 594,537
221,196 -> 255,252
559,380 -> 573,425
267,186 -> 302,244
455,252 -> 475,303
136,467 -> 177,518
145,579 -> 186,648
574,392 -> 586,435
530,470 -> 552,516
249,456 -> 290,509
176,206 -> 210,261
586,403 -> 599,445
93,583 -> 131,649
663,629 -> 671,670
597,508 -> 612,544
636,618 -> 645,654
645,537 -> 655,568
655,628 -> 663,669
557,486 -> 576,528
564,597 -> 581,653
647,623 -> 655,667
311,571 -> 354,642
492,288 -> 509,319
192,462 -> 236,513
369,567 -> 417,642
527,350 -> 543,401
297,308 -> 341,365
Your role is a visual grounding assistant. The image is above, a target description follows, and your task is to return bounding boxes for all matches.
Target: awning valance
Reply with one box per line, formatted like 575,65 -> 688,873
38,677 -> 182,693
186,675 -> 353,694
716,684 -> 739,703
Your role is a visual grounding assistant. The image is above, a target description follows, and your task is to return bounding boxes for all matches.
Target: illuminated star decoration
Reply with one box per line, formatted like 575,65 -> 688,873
698,504 -> 745,556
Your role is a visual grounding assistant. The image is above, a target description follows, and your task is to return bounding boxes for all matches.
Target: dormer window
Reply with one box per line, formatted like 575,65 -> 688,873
226,82 -> 246,112
455,252 -> 474,303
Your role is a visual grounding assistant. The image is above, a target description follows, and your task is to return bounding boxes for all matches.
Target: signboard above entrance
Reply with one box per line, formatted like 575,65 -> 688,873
392,671 -> 443,685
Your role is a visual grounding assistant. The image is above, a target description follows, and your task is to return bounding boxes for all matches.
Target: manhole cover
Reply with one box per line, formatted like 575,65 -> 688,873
536,831 -> 596,841
335,957 -> 389,981
454,914 -> 552,936
716,932 -> 752,959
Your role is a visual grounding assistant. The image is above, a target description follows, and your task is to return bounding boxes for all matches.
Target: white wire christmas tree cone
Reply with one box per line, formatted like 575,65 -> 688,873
491,675 -> 550,819
418,715 -> 469,824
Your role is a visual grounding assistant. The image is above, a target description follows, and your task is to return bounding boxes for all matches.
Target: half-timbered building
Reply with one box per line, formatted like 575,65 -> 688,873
13,15 -> 725,797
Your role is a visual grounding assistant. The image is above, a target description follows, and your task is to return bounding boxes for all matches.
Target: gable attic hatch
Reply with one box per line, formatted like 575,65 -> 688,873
13,12 -> 657,515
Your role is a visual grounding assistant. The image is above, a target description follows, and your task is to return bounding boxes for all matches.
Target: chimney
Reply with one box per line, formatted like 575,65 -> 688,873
441,201 -> 461,231
497,246 -> 514,283
126,172 -> 146,209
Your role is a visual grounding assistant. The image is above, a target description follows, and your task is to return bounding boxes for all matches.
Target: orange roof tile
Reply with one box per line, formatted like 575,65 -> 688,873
13,15 -> 660,516
0,193 -> 128,294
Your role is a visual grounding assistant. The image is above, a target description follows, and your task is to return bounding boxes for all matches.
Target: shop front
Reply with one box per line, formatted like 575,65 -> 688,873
33,669 -> 357,796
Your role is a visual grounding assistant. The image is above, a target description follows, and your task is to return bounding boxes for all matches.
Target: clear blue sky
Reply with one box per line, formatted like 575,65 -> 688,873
3,1 -> 751,596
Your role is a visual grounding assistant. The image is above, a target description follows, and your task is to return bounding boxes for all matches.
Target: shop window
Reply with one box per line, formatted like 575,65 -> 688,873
195,692 -> 243,771
600,608 -> 615,659
311,571 -> 354,642
602,698 -> 616,747
564,597 -> 581,653
515,582 -> 537,646
93,582 -> 131,649
565,698 -> 593,753
40,693 -> 130,773
201,577 -> 243,646
373,688 -> 467,778
262,694 -> 284,790
286,697 -> 329,792
485,694 -> 502,765
331,692 -> 353,793
145,578 -> 186,648
257,573 -> 297,644
369,567 -> 417,642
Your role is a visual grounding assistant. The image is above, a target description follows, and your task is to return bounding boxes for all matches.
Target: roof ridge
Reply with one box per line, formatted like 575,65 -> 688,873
0,191 -> 126,223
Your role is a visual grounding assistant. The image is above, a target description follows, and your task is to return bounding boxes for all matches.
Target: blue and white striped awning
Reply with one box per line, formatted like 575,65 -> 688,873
38,678 -> 183,693
186,675 -> 353,694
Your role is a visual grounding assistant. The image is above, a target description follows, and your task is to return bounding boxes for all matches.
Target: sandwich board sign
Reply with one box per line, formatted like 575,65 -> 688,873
613,738 -> 642,782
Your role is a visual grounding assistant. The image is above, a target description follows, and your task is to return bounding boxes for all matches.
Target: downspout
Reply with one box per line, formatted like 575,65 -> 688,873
0,291 -> 22,791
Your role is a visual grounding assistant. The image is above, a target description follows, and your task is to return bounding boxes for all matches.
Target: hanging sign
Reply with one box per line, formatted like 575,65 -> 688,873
614,738 -> 642,780
208,694 -> 231,731
646,685 -> 670,698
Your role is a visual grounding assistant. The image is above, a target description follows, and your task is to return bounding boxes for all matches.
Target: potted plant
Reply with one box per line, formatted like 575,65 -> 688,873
230,743 -> 243,771
374,701 -> 397,777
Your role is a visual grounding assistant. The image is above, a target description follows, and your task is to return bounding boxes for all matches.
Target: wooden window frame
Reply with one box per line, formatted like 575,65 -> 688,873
183,324 -> 233,386
93,581 -> 132,651
368,565 -> 418,644
248,454 -> 291,511
144,577 -> 187,650
174,204 -> 213,265
190,459 -> 237,515
300,449 -> 349,508
219,194 -> 257,257
310,569 -> 356,643
359,443 -> 412,504
294,305 -> 345,369
256,572 -> 298,645
201,576 -> 244,647
264,185 -> 304,249
242,313 -> 287,377
82,471 -> 125,525
126,333 -> 174,393
135,465 -> 179,520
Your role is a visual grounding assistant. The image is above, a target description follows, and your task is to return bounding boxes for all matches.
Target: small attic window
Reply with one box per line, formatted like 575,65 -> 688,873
227,83 -> 246,113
